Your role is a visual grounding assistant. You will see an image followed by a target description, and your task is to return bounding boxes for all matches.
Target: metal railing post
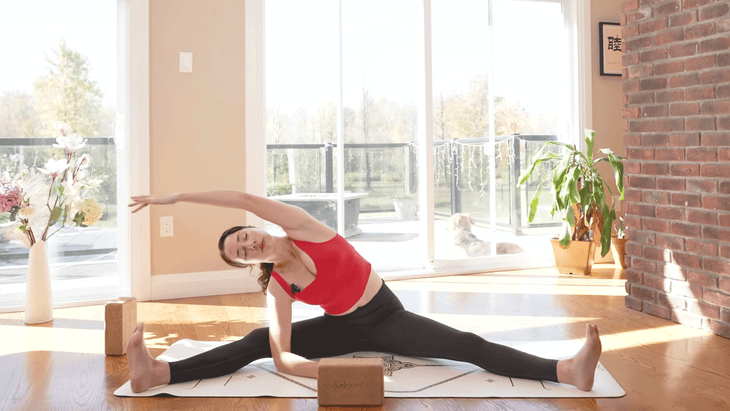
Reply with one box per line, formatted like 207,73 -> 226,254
450,140 -> 461,214
325,142 -> 334,193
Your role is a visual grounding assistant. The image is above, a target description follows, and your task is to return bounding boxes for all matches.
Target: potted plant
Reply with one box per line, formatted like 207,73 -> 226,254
518,129 -> 624,275
611,216 -> 627,269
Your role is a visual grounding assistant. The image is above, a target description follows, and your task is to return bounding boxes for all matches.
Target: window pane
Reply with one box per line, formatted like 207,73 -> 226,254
0,1 -> 120,307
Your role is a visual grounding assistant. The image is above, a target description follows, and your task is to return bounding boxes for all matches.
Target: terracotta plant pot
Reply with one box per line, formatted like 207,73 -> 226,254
611,236 -> 627,269
550,239 -> 596,276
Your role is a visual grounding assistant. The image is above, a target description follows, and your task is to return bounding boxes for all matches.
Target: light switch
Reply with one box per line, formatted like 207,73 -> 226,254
179,52 -> 193,73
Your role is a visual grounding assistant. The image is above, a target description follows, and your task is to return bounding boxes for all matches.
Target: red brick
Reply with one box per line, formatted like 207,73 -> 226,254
687,239 -> 719,255
721,53 -> 730,67
642,105 -> 668,118
668,42 -> 697,57
644,274 -> 671,292
670,10 -> 697,27
705,259 -> 730,276
655,28 -> 684,46
704,290 -> 730,307
672,309 -> 704,329
623,107 -> 640,119
645,303 -> 672,319
671,193 -> 702,207
700,100 -> 730,115
687,209 -> 718,224
643,133 -> 671,146
687,148 -> 717,161
640,78 -> 668,92
641,18 -> 667,34
632,230 -> 657,245
656,90 -> 685,103
685,22 -> 715,39
628,8 -> 653,24
701,132 -> 730,146
670,133 -> 700,146
623,24 -> 640,38
686,117 -> 715,131
629,92 -> 655,104
657,234 -> 685,251
626,241 -> 644,257
686,298 -> 720,318
644,217 -> 671,232
657,177 -> 685,190
700,69 -> 730,85
657,290 -> 686,309
630,202 -> 657,217
629,120 -> 653,133
625,188 -> 643,202
688,270 -> 719,288
686,179 -> 717,194
655,148 -> 684,161
669,73 -> 701,88
718,84 -> 730,98
656,118 -> 684,132
686,55 -> 716,72
623,0 -> 639,12
701,164 -> 730,178
719,18 -> 730,34
703,196 -> 730,211
723,308 -> 730,323
657,206 -> 685,220
627,36 -> 653,52
699,2 -> 730,21
670,103 -> 699,116
623,79 -> 640,93
683,0 -> 712,9
707,320 -> 730,339
721,277 -> 730,293
670,163 -> 700,176
685,87 -> 715,101
674,252 -> 702,270
700,37 -> 730,54
628,148 -> 655,159
719,116 -> 730,130
657,1 -> 681,15
625,134 -> 642,146
624,52 -> 640,67
720,148 -> 730,161
671,280 -> 702,298
626,295 -> 643,311
720,214 -> 730,227
633,258 -> 658,274
629,175 -> 656,189
703,226 -> 730,241
672,222 -> 701,238
643,247 -> 664,261
721,181 -> 730,194
722,245 -> 730,259
642,163 -> 668,176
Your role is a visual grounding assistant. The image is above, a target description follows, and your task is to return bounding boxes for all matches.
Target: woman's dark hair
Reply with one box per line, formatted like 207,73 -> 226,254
218,226 -> 273,294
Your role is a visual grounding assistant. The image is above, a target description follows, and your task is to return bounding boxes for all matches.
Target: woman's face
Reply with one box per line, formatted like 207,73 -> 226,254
223,227 -> 273,265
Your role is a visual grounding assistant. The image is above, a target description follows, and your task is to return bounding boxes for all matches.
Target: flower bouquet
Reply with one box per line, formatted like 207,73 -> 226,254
0,122 -> 104,323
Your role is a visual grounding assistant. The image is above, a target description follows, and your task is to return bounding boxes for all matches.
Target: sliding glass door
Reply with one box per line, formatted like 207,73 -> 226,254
263,0 -> 577,275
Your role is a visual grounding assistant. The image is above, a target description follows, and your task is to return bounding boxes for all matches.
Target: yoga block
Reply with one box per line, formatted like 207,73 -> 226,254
105,297 -> 137,356
317,357 -> 384,407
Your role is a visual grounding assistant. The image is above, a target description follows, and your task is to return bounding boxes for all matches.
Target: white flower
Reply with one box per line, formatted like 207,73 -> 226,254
38,158 -> 69,179
18,204 -> 35,219
62,179 -> 83,207
53,134 -> 87,153
1,171 -> 10,184
85,177 -> 104,190
77,154 -> 91,169
54,121 -> 72,136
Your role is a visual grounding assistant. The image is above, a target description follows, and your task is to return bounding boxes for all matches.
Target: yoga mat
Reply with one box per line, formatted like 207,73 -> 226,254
115,339 -> 625,398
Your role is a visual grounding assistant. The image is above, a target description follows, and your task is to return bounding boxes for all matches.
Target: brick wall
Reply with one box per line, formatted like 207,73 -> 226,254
621,0 -> 730,339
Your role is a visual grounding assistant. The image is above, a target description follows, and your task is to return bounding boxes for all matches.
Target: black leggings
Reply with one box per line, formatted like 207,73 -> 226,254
169,281 -> 559,384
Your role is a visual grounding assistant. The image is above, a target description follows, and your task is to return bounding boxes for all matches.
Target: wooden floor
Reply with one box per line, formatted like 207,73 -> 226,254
1,265 -> 729,411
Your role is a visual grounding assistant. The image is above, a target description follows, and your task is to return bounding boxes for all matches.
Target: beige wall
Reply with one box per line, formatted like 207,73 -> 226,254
591,0 -> 624,201
150,0 -> 247,275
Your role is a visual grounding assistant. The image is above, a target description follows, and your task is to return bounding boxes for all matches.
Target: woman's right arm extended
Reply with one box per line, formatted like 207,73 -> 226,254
129,190 -> 323,234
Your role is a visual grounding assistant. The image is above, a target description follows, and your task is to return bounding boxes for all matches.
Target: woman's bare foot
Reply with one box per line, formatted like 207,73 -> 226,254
126,322 -> 171,393
557,323 -> 602,391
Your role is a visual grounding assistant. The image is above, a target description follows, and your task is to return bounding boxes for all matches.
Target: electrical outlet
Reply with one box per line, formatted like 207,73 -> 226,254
160,216 -> 174,237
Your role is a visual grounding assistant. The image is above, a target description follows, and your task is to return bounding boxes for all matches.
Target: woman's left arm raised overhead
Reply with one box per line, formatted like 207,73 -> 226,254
129,190 -> 332,238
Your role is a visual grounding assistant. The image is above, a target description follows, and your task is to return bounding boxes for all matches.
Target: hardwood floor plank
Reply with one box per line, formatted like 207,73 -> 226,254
1,266 -> 729,410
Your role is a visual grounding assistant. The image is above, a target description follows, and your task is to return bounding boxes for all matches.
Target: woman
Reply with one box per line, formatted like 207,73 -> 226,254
126,190 -> 602,393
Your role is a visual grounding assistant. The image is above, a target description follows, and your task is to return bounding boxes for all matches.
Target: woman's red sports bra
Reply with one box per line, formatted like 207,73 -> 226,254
269,234 -> 371,315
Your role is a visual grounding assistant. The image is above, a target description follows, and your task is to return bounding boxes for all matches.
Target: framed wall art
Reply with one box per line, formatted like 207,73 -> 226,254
599,22 -> 623,76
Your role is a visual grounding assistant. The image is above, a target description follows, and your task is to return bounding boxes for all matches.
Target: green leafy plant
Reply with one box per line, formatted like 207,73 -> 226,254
518,129 -> 624,256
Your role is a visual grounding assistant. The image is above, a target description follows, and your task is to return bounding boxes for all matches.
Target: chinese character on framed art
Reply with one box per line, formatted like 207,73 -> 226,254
599,22 -> 623,76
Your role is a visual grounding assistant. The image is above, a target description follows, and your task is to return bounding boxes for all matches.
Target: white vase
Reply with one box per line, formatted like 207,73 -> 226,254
25,240 -> 53,324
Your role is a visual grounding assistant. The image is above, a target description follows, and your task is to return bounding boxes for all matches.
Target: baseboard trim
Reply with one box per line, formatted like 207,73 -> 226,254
150,269 -> 261,301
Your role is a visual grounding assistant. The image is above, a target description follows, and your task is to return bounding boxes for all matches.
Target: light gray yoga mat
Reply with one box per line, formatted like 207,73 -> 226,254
115,338 -> 625,398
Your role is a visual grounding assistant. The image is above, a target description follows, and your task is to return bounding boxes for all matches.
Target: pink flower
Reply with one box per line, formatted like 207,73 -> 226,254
0,183 -> 23,213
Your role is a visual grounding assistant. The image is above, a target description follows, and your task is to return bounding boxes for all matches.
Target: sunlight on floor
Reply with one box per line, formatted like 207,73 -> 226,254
0,325 -> 104,356
599,324 -> 713,352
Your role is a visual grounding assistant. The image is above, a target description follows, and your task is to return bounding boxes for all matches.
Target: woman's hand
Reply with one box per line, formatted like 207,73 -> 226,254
128,194 -> 180,213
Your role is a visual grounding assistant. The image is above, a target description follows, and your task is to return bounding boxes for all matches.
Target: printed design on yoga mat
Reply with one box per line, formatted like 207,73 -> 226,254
114,339 -> 626,398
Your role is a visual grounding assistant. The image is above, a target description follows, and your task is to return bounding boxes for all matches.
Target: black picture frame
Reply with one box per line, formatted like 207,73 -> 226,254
599,22 -> 623,77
